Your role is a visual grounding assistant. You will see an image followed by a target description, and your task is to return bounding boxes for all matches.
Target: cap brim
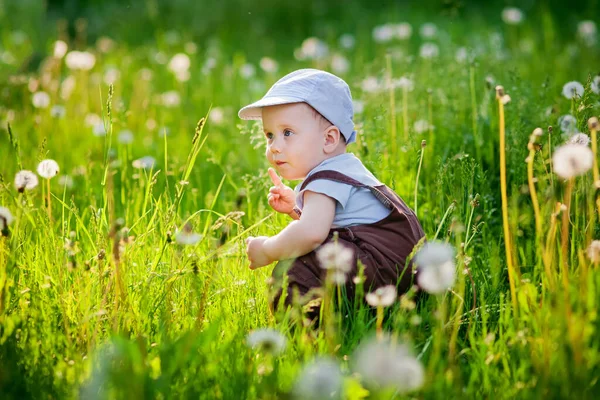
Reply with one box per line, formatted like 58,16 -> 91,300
238,95 -> 305,120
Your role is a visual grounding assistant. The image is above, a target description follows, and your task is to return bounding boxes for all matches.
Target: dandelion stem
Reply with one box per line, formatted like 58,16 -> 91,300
403,87 -> 409,141
560,179 -> 573,299
543,203 -> 561,289
376,306 -> 384,340
469,66 -> 479,160
46,178 -> 52,221
496,87 -> 519,315
527,148 -> 542,241
590,123 -> 600,218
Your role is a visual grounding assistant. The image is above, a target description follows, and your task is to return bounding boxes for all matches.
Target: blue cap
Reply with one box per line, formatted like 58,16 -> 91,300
238,68 -> 356,144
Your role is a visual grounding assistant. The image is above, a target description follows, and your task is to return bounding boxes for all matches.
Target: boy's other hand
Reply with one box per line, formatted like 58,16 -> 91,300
267,168 -> 296,215
246,236 -> 273,269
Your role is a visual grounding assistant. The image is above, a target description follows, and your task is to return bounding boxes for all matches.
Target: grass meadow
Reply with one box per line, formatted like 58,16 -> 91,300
1,1 -> 600,398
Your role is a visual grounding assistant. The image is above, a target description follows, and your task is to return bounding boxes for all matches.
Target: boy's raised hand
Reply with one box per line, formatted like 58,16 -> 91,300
267,168 -> 296,215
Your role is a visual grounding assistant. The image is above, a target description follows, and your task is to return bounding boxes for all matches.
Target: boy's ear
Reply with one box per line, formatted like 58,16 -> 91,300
323,125 -> 342,154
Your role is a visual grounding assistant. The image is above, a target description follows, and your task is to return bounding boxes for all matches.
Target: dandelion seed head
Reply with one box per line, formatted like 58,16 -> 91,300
103,67 -> 120,85
592,76 -> 600,95
50,105 -> 66,118
559,114 -> 578,134
32,91 -> 50,109
96,36 -> 116,53
37,159 -> 60,179
414,241 -> 456,295
502,7 -> 524,25
455,47 -> 468,63
184,41 -> 198,54
209,107 -> 225,126
353,335 -> 424,393
296,37 -> 329,61
552,144 -> 593,179
413,119 -> 433,134
53,40 -> 68,59
394,22 -> 412,40
65,51 -> 96,71
58,175 -> 74,188
587,240 -> 600,263
93,122 -> 107,137
373,24 -> 395,43
132,156 -> 156,170
14,170 -> 38,192
588,117 -> 599,130
353,100 -> 365,114
316,242 -> 353,273
239,63 -> 256,79
361,76 -> 381,93
161,91 -> 181,108
420,23 -> 437,38
330,53 -> 350,75
339,33 -> 356,49
168,53 -> 191,75
419,42 -> 439,59
292,357 -> 344,400
118,130 -> 134,144
259,57 -> 278,74
394,76 -> 414,91
0,207 -> 14,233
566,133 -> 590,146
562,81 -> 584,99
365,285 -> 397,307
246,328 -> 286,355
578,20 -> 597,46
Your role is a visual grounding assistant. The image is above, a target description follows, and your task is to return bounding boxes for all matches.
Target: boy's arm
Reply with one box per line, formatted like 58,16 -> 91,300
264,190 -> 336,260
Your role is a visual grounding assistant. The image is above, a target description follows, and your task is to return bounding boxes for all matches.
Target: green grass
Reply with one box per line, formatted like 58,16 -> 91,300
1,1 -> 600,398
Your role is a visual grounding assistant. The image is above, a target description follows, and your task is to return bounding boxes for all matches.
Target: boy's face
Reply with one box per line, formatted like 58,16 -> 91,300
262,103 -> 330,180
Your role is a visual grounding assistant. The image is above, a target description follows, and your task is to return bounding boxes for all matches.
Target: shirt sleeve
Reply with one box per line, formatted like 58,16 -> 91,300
295,179 -> 354,210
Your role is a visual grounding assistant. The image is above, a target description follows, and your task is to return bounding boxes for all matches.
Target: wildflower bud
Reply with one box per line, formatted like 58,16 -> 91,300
501,94 -> 511,104
166,231 -> 172,243
421,140 -> 427,148
495,85 -> 505,98
587,240 -> 600,264
589,117 -> 599,130
97,249 -> 106,260
470,194 -> 480,207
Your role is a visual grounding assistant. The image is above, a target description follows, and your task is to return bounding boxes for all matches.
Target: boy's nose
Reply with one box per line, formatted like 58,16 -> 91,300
269,138 -> 283,154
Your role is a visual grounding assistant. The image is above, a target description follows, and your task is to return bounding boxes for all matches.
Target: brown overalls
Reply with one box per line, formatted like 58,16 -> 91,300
270,170 -> 426,310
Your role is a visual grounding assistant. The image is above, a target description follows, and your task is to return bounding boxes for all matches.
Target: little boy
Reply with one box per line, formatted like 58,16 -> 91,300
239,68 -> 424,310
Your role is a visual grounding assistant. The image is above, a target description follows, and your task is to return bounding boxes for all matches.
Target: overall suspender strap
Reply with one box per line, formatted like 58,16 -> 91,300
299,170 -> 395,210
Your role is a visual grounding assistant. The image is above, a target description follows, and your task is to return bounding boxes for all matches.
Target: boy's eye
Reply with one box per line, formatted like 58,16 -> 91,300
266,132 -> 273,140
283,129 -> 293,137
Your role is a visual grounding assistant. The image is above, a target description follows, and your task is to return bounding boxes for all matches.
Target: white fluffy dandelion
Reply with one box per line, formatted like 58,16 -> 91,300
339,33 -> 356,49
587,240 -> 600,263
361,76 -> 381,93
93,122 -> 107,137
0,207 -> 14,233
330,53 -> 350,75
419,23 -> 437,39
37,159 -> 60,179
414,241 -> 456,295
317,241 -> 353,284
455,47 -> 468,63
14,170 -> 39,192
50,105 -> 66,118
209,107 -> 225,126
168,53 -> 191,75
559,114 -> 578,134
117,130 -> 134,144
292,358 -> 344,400
132,156 -> 156,170
161,91 -> 181,108
414,119 -> 433,134
175,223 -> 202,246
352,335 -> 424,393
65,51 -> 96,71
32,91 -> 50,109
246,328 -> 286,355
552,143 -> 593,179
53,40 -> 68,59
365,285 -> 397,307
297,37 -> 329,61
394,76 -> 414,91
419,42 -> 439,59
592,76 -> 600,95
239,63 -> 256,79
352,100 -> 365,114
395,22 -> 412,40
567,133 -> 591,146
562,81 -> 584,99
259,57 -> 278,74
372,24 -> 395,43
501,7 -> 524,25
577,20 -> 597,46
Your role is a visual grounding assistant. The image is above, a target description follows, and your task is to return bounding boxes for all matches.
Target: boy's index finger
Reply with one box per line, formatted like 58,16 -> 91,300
268,168 -> 283,187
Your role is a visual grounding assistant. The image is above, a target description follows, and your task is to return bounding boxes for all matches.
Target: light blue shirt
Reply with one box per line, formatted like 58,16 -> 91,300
294,153 -> 392,228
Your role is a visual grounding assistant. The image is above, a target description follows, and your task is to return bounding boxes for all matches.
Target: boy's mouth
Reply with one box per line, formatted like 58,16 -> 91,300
275,161 -> 286,166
